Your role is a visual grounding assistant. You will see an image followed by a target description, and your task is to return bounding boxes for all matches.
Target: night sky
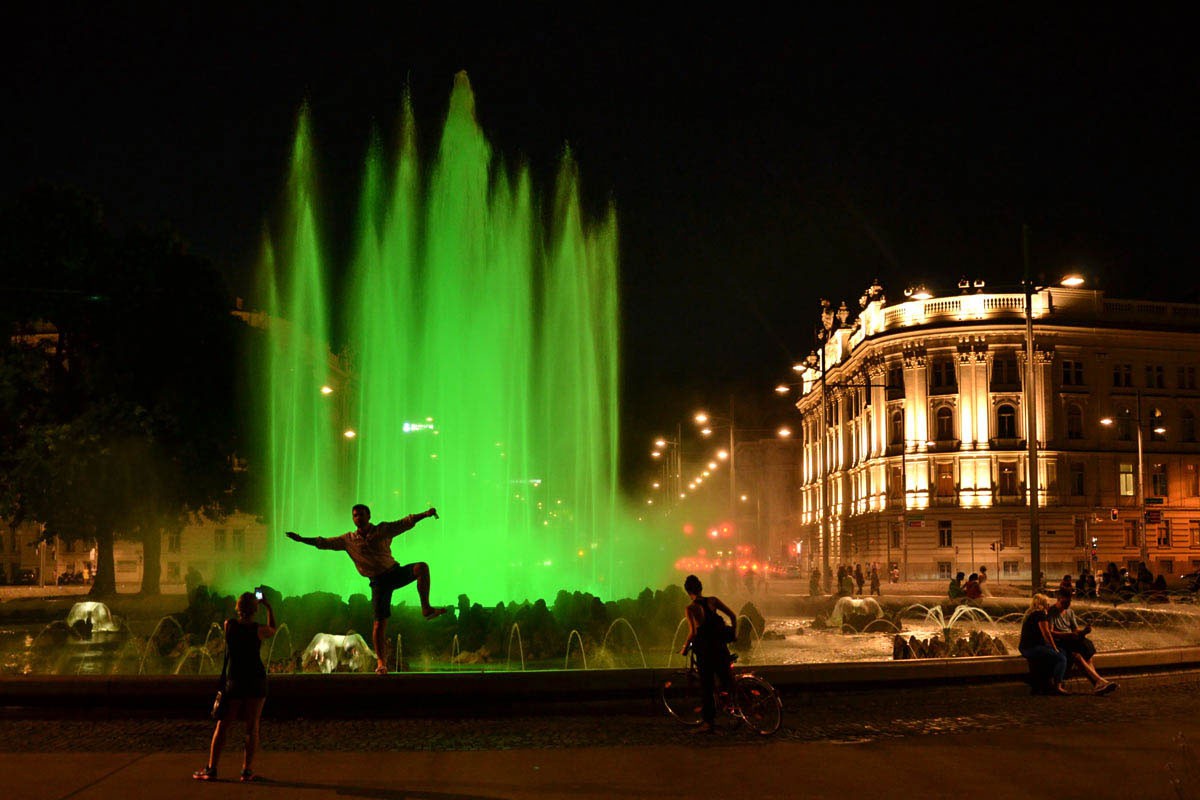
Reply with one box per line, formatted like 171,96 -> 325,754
3,7 -> 1192,493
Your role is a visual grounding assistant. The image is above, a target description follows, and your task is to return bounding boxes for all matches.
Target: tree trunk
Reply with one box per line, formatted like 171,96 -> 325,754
89,528 -> 117,596
139,527 -> 162,596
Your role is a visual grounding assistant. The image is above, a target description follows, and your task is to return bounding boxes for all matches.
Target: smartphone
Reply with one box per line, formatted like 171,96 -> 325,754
254,587 -> 264,600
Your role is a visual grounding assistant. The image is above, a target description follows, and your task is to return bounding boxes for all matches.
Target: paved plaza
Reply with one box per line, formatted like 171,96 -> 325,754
3,670 -> 1199,799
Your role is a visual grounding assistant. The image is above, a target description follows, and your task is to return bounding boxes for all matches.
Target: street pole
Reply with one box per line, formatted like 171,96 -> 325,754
728,395 -> 737,550
900,434 -> 908,582
1023,224 -> 1042,595
1136,389 -> 1148,566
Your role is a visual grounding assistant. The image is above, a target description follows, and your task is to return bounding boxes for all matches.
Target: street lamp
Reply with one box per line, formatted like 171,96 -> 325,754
1022,224 -> 1085,594
694,399 -> 738,538
1100,390 -> 1163,567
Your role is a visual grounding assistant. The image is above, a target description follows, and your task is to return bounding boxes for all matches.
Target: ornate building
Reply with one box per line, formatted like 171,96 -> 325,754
791,281 -> 1200,584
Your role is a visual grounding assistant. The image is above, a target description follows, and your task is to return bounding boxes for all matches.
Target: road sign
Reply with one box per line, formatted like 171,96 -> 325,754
1145,497 -> 1164,505
907,520 -> 925,528
1145,510 -> 1162,524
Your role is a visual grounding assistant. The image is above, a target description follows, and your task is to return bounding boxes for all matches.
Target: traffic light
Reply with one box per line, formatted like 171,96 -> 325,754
1110,508 -> 1119,521
989,542 -> 995,551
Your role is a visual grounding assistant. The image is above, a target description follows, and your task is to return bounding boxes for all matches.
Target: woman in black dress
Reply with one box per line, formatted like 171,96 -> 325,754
193,591 -> 277,782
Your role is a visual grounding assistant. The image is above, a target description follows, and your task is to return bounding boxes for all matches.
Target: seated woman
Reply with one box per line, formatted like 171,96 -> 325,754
962,573 -> 983,601
1018,593 -> 1068,695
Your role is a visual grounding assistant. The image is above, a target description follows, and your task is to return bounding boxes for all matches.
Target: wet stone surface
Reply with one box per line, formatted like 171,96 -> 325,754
1,670 -> 1196,752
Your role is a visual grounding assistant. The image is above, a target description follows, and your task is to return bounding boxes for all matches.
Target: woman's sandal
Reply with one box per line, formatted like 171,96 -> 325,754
1095,681 -> 1119,696
192,766 -> 217,781
240,769 -> 261,783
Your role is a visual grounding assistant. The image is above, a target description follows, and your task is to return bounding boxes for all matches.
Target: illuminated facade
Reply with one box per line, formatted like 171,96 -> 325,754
792,283 -> 1200,582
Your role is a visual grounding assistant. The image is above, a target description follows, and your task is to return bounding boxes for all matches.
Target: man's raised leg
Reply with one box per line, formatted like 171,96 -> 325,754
414,562 -> 449,619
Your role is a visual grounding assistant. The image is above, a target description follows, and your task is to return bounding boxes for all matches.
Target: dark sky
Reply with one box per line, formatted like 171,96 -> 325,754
3,7 -> 1193,492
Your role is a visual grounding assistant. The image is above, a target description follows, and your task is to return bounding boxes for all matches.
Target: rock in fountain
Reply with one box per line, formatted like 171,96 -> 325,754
301,633 -> 375,673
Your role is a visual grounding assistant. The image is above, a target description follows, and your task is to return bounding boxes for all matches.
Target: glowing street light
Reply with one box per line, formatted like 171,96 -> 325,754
320,385 -> 334,395
777,426 -> 793,438
343,430 -> 357,439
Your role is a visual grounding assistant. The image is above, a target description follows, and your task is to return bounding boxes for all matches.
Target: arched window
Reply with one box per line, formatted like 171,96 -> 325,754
1066,404 -> 1083,440
997,404 -> 1017,439
935,406 -> 955,442
890,410 -> 904,446
1183,409 -> 1196,443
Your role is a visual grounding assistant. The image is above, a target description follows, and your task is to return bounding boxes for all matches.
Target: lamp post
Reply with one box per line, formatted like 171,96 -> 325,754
695,398 -> 738,544
651,423 -> 684,504
1022,226 -> 1043,595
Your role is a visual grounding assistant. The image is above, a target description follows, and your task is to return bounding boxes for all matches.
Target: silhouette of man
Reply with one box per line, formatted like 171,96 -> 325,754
286,504 -> 447,674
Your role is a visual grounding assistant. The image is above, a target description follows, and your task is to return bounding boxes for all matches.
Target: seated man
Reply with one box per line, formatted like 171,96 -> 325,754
1049,589 -> 1117,696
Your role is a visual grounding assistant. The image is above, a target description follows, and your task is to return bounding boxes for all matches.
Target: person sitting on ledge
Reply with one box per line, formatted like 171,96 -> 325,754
962,573 -> 983,602
947,571 -> 966,601
1048,589 -> 1118,696
1018,593 -> 1069,695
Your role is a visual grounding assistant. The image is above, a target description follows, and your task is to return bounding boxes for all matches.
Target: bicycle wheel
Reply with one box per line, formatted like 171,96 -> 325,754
735,674 -> 782,735
660,669 -> 705,726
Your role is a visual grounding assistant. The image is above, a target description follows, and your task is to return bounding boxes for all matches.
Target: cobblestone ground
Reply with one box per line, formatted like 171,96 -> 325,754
2,670 -> 1196,753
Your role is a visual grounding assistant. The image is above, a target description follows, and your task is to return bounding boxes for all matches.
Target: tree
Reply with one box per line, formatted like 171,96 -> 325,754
0,185 -> 246,595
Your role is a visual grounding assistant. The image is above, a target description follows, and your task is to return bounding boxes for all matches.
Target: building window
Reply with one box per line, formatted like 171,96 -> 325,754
1002,560 -> 1020,577
991,353 -> 1019,389
999,463 -> 1018,496
890,523 -> 902,548
937,463 -> 955,497
167,531 -> 181,554
214,529 -> 227,552
1074,517 -> 1087,547
938,520 -> 953,548
1116,409 -> 1133,441
1161,558 -> 1175,575
1151,409 -> 1167,442
1066,404 -> 1083,440
1124,521 -> 1139,548
1183,410 -> 1197,443
1119,463 -> 1135,496
233,529 -> 245,552
930,360 -> 957,393
1113,363 -> 1133,387
890,465 -> 904,500
1146,364 -> 1165,389
1190,521 -> 1200,547
1186,464 -> 1199,497
1002,518 -> 1018,548
890,410 -> 904,446
63,539 -> 75,553
1158,523 -> 1171,548
1061,359 -> 1084,386
937,561 -> 953,579
1151,463 -> 1167,497
1179,365 -> 1197,390
997,404 -> 1018,439
1069,462 -> 1085,497
166,562 -> 180,581
935,407 -> 955,441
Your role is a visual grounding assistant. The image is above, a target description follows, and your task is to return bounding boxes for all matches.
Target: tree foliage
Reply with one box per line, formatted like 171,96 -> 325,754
0,185 -> 247,595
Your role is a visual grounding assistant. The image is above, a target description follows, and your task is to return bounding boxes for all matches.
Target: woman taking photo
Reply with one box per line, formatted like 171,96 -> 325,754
193,590 -> 277,782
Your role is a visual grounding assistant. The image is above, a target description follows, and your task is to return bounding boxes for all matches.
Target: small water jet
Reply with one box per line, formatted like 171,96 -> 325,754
564,629 -> 588,670
506,624 -> 525,671
598,618 -> 646,669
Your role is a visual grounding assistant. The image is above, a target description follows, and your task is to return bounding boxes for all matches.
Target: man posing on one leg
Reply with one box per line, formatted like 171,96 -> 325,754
286,504 -> 448,674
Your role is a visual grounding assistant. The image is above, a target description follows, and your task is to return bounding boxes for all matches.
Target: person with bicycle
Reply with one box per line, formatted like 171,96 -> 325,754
680,573 -> 736,734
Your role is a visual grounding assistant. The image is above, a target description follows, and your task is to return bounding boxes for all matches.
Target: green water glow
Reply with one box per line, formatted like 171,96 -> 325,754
252,74 -> 662,603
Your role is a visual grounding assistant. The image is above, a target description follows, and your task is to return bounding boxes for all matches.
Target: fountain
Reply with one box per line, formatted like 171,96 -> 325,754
597,618 -> 647,668
506,624 -> 525,671
564,630 -> 588,670
242,71 -> 667,607
65,602 -> 121,633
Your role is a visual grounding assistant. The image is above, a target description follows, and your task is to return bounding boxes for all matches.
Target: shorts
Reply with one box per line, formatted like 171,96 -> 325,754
369,563 -> 418,620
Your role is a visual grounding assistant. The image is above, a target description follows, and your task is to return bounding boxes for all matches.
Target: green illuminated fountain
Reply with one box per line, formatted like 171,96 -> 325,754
252,73 -> 654,604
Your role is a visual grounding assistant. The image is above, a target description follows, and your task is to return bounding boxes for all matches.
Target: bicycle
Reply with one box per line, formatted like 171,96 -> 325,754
660,649 -> 782,735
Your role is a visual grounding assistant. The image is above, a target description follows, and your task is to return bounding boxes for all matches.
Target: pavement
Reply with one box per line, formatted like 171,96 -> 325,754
4,669 -> 1200,799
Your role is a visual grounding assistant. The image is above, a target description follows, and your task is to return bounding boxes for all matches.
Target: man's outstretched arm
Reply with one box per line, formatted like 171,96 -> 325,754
285,531 -> 344,550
